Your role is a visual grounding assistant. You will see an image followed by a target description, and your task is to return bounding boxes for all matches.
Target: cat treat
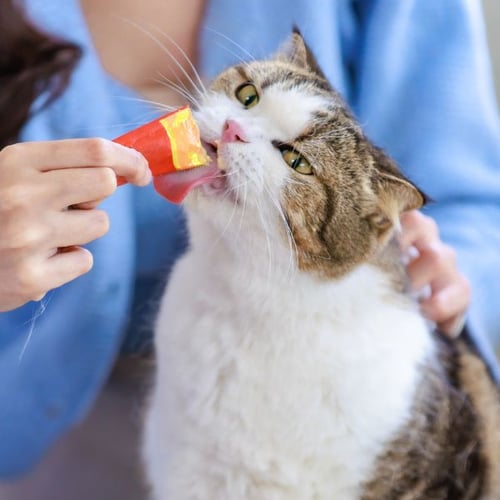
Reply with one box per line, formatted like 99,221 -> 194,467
113,106 -> 210,185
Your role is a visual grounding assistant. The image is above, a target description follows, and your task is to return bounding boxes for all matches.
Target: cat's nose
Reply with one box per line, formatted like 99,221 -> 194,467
221,119 -> 248,143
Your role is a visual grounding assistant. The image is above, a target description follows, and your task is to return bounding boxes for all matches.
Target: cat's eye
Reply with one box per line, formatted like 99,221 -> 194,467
235,82 -> 259,109
280,148 -> 313,175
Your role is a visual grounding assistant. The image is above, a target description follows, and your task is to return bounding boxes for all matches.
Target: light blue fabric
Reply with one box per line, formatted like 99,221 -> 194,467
1,0 -> 499,476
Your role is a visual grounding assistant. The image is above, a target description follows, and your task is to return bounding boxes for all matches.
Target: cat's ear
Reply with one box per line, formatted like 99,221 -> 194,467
369,145 -> 428,232
277,28 -> 330,83
278,28 -> 308,68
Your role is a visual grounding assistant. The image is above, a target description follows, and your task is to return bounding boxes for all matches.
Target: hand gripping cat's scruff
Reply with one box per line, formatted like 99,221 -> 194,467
143,33 -> 500,500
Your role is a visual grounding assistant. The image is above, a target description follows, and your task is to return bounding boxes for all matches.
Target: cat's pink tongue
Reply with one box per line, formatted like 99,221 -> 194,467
153,164 -> 220,204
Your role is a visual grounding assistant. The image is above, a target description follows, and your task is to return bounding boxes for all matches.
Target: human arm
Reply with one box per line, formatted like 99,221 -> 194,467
0,138 -> 151,311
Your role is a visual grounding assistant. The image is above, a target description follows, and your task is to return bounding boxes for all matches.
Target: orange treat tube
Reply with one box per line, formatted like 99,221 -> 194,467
113,106 -> 209,185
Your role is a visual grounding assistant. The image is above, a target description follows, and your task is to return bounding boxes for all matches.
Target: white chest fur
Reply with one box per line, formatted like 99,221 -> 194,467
143,236 -> 434,500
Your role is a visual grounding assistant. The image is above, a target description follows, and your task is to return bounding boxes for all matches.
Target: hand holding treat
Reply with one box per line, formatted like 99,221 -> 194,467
113,107 -> 219,203
0,138 -> 151,311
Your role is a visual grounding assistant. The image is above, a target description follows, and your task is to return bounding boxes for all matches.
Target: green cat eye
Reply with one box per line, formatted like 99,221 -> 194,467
235,82 -> 259,109
281,148 -> 313,175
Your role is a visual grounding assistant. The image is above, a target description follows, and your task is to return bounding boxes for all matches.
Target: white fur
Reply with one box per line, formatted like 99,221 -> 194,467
143,217 -> 434,499
143,79 -> 435,499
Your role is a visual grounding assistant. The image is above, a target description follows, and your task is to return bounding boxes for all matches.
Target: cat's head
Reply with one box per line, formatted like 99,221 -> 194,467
177,33 -> 425,279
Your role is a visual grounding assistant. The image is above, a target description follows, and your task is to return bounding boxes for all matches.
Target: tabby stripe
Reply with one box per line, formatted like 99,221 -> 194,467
318,183 -> 335,249
234,64 -> 252,83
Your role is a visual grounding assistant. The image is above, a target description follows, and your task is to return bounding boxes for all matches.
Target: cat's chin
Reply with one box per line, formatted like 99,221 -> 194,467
198,173 -> 238,204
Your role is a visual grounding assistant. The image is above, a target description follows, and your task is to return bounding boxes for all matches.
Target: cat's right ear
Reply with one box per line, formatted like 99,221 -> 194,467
369,145 -> 428,232
276,29 -> 308,67
277,28 -> 331,84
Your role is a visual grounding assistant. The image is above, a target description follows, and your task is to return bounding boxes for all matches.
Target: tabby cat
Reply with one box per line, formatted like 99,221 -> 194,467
143,33 -> 500,499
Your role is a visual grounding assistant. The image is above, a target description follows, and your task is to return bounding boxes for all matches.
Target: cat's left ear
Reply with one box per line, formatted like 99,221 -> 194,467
370,145 -> 428,231
277,28 -> 330,83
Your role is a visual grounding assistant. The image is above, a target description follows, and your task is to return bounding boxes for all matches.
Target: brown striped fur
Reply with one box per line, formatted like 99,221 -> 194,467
362,334 -> 500,499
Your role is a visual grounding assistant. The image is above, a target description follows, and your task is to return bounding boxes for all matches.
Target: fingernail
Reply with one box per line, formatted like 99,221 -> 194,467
144,167 -> 153,184
135,149 -> 148,165
131,149 -> 152,184
446,315 -> 466,339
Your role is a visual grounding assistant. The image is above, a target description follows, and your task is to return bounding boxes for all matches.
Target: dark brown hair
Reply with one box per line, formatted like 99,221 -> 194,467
0,0 -> 82,148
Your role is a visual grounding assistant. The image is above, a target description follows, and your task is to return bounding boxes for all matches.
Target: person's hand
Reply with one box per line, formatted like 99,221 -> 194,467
399,210 -> 470,337
0,138 -> 152,312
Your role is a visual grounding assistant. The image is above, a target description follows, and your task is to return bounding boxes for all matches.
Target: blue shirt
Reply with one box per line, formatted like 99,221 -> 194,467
1,0 -> 499,476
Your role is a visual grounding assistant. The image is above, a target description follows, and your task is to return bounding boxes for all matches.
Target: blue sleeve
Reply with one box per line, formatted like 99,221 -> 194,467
350,0 -> 500,365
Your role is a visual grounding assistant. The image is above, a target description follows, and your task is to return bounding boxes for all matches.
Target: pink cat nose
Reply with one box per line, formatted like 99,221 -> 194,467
221,119 -> 247,143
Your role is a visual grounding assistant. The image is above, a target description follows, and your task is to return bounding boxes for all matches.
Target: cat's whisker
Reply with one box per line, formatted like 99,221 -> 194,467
252,198 -> 268,273
117,18 -> 206,100
149,25 -> 208,97
157,65 -> 194,97
204,27 -> 256,62
252,193 -> 275,288
71,114 -> 171,136
230,172 -> 248,250
148,37 -> 204,101
207,201 -> 238,253
18,293 -> 53,362
213,41 -> 255,67
237,180 -> 248,244
233,160 -> 274,278
154,73 -> 200,107
206,173 -> 247,253
269,187 -> 297,280
215,168 -> 241,178
116,95 -> 179,113
154,72 -> 193,98
263,184 -> 297,281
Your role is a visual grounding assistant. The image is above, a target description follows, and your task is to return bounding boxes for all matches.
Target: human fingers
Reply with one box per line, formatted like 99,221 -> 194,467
0,206 -> 109,312
51,208 -> 111,248
405,242 -> 458,292
399,210 -> 439,252
0,246 -> 94,312
44,246 -> 95,290
44,166 -> 119,209
1,139 -> 152,187
408,249 -> 469,337
0,139 -> 135,311
2,165 -> 119,212
399,210 -> 470,337
1,205 -> 110,251
420,275 -> 470,337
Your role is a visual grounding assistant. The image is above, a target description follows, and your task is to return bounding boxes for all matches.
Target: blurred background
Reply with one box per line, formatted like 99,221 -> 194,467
483,0 -> 500,103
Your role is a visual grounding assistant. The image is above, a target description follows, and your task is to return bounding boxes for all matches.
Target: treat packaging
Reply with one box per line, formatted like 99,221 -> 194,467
113,106 -> 209,185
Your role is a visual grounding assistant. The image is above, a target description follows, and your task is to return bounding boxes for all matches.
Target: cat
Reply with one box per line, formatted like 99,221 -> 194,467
142,32 -> 500,499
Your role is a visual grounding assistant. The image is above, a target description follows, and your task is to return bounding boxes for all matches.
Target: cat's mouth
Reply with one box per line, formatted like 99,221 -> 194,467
153,140 -> 230,204
204,140 -> 219,164
199,142 -> 235,200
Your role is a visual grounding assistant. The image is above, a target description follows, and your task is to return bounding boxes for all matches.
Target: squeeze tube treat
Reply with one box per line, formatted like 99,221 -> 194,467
113,106 -> 210,185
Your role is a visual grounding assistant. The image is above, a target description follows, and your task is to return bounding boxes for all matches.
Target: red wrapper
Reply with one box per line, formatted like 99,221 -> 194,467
113,106 -> 209,185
